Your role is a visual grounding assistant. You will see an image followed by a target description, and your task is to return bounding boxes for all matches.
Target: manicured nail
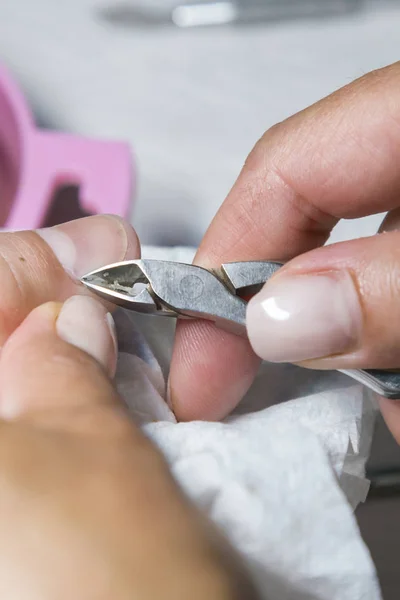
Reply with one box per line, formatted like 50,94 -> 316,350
246,272 -> 361,363
37,215 -> 139,278
56,296 -> 118,375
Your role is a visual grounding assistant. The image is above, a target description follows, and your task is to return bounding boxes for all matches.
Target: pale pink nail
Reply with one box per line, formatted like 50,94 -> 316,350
56,295 -> 118,376
246,272 -> 362,363
36,214 -> 139,278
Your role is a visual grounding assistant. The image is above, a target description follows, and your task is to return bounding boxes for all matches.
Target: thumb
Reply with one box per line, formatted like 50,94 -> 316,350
246,231 -> 400,443
246,231 -> 400,372
0,295 -> 124,434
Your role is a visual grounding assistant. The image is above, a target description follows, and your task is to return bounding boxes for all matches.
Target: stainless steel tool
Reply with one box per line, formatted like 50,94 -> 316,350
99,0 -> 362,28
81,258 -> 400,399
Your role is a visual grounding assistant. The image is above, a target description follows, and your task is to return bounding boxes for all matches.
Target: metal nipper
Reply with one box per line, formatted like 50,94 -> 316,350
81,259 -> 400,400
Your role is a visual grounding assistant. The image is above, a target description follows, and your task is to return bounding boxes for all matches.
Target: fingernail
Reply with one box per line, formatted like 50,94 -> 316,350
36,215 -> 140,279
246,272 -> 361,363
56,296 -> 118,375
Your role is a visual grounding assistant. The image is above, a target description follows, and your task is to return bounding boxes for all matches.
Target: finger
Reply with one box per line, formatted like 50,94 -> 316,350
0,215 -> 139,345
0,298 -> 257,600
246,231 -> 400,445
247,231 -> 400,370
169,320 -> 258,422
170,61 -> 400,421
0,296 -> 124,432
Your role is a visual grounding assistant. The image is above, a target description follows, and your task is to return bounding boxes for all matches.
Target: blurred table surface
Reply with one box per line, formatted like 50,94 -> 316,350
0,0 -> 399,245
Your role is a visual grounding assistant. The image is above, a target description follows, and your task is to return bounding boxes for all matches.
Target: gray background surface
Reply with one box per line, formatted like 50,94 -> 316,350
1,0 -> 399,245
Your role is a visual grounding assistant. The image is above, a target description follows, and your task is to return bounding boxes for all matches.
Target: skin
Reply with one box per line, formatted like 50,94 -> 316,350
169,61 -> 400,443
0,220 -> 257,599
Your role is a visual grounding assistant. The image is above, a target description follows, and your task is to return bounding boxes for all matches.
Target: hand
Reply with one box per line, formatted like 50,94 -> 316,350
0,217 -> 256,599
169,61 -> 400,442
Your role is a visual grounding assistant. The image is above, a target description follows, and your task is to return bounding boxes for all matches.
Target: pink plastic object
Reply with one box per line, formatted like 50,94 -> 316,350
0,62 -> 133,230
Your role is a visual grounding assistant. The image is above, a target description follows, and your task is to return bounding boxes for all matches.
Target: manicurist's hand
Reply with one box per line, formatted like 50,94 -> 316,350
169,61 -> 400,443
0,217 -> 256,599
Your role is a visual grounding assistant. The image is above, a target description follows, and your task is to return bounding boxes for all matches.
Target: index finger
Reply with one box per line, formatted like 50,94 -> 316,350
0,215 -> 139,345
170,61 -> 400,421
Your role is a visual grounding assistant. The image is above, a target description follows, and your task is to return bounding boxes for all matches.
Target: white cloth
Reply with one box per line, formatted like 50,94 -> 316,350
114,246 -> 381,600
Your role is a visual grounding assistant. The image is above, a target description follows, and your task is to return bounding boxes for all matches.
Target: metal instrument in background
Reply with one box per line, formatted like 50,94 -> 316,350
81,258 -> 400,399
98,0 -> 363,29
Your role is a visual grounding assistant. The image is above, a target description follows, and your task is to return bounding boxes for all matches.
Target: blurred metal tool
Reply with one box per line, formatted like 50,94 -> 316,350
99,0 -> 363,28
82,258 -> 400,399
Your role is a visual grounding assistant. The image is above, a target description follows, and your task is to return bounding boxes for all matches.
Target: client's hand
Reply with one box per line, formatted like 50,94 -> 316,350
0,217 -> 255,599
